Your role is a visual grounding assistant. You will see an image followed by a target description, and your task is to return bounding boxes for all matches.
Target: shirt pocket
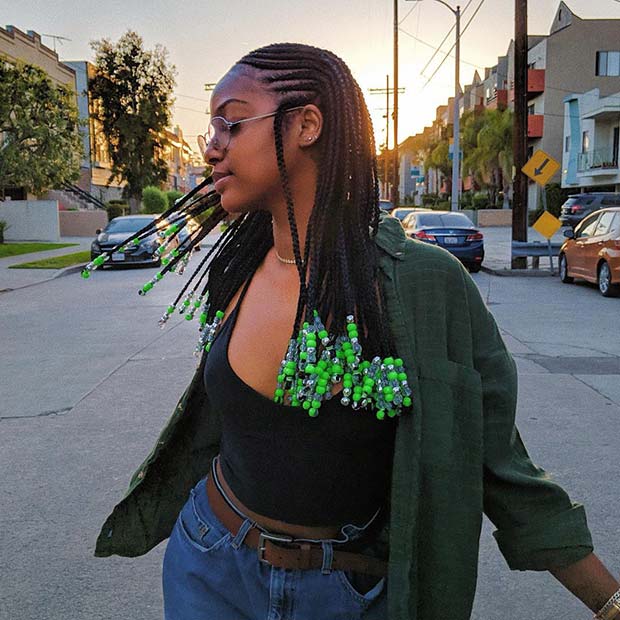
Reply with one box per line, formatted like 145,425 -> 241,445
416,358 -> 483,474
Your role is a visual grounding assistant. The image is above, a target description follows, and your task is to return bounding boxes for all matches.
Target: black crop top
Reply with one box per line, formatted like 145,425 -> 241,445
203,279 -> 397,527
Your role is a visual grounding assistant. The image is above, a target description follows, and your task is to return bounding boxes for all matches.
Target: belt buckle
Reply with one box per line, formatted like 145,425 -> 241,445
258,531 -> 295,565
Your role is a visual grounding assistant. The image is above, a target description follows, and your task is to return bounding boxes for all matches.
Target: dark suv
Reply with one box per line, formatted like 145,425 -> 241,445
560,193 -> 620,228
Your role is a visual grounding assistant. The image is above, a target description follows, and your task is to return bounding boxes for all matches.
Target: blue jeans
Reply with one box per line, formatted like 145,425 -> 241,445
163,474 -> 387,620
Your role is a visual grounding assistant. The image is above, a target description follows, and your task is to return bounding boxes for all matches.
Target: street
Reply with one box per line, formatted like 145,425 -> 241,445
1,261 -> 619,620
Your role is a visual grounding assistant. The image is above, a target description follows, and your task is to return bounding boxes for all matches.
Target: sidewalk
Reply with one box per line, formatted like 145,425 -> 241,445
0,237 -> 92,292
480,226 -> 568,276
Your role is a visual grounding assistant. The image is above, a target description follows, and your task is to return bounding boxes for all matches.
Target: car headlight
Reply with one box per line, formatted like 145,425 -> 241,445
140,239 -> 159,252
91,241 -> 100,251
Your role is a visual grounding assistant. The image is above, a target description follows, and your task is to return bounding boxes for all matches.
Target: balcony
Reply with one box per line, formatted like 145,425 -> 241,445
486,89 -> 508,110
527,69 -> 545,99
577,148 -> 619,175
527,114 -> 544,138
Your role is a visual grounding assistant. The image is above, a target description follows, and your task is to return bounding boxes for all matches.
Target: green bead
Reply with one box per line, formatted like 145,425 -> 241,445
336,351 -> 345,360
349,331 -> 358,339
315,386 -> 326,395
199,313 -> 207,325
317,360 -> 327,370
172,249 -> 179,257
364,378 -> 375,387
274,388 -> 284,397
318,330 -> 328,339
215,310 -> 225,319
155,273 -> 163,281
388,409 -> 397,418
133,238 -> 140,246
376,409 -> 386,421
305,364 -> 315,374
284,368 -> 295,376
93,256 -> 105,266
285,360 -> 296,368
302,322 -> 309,329
142,282 -> 154,293
162,258 -> 169,266
312,400 -> 321,409
385,393 -> 394,402
302,400 -> 311,410
291,399 -> 300,407
394,358 -> 404,366
183,300 -> 190,307
194,300 -> 201,308
388,371 -> 398,380
332,364 -> 343,375
277,374 -> 285,382
342,342 -> 352,351
384,357 -> 395,366
318,378 -> 328,387
308,408 -> 318,417
383,386 -> 393,394
81,269 -> 90,279
362,385 -> 373,395
346,323 -> 357,332
403,396 -> 412,407
300,352 -> 307,360
346,356 -> 356,364
398,372 -> 407,381
185,314 -> 192,321
343,380 -> 353,388
205,342 -> 211,352
344,373 -> 352,381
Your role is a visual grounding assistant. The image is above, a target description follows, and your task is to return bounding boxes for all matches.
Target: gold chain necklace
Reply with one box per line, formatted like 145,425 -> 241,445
275,250 -> 296,265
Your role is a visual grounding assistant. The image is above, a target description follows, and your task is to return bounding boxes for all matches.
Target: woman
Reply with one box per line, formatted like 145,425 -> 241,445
95,43 -> 620,620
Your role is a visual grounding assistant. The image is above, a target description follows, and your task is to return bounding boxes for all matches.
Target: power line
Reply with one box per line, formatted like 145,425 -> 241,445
422,0 -> 486,89
175,92 -> 210,103
399,27 -> 486,70
399,0 -> 420,25
419,0 -> 474,75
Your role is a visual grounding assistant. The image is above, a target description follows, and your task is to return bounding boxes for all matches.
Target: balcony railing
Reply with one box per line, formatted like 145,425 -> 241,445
578,148 -> 620,173
527,69 -> 545,98
527,114 -> 544,138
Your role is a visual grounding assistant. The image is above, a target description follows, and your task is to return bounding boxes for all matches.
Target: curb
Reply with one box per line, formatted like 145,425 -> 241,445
0,262 -> 87,293
481,265 -> 557,278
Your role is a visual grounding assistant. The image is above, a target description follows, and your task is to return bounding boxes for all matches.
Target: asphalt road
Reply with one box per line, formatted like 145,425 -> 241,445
1,260 -> 619,620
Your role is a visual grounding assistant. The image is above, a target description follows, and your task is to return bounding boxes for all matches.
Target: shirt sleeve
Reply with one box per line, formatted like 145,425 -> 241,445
463,273 -> 593,571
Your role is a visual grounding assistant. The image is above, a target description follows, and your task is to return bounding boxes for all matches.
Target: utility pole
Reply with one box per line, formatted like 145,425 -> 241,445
393,0 -> 400,207
512,0 -> 528,269
451,5 -> 461,212
369,78 -> 404,200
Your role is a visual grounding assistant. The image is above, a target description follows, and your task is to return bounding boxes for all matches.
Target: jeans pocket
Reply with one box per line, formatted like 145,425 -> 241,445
336,570 -> 386,609
177,486 -> 232,553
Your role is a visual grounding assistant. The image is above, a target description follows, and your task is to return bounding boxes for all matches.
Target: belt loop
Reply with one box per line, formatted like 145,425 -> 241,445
321,541 -> 333,575
231,518 -> 254,550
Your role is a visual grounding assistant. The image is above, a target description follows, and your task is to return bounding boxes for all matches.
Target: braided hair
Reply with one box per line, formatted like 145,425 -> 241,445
203,43 -> 395,358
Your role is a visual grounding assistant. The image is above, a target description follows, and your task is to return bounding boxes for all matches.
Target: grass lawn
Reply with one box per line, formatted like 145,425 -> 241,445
9,251 -> 91,270
0,242 -> 78,258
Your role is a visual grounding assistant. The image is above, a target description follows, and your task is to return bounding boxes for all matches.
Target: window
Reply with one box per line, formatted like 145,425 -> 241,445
528,104 -> 536,115
565,135 -> 570,152
577,214 -> 600,238
596,51 -> 620,77
594,211 -> 616,236
582,131 -> 590,153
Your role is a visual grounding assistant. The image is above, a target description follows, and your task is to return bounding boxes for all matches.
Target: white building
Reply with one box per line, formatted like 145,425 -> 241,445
562,88 -> 620,193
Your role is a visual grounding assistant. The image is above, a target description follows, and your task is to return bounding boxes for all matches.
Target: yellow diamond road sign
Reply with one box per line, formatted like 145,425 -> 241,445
532,211 -> 562,240
522,149 -> 561,186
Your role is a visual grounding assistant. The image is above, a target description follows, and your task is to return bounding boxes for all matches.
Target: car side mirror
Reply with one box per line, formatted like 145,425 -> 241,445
95,228 -> 102,235
563,228 -> 575,239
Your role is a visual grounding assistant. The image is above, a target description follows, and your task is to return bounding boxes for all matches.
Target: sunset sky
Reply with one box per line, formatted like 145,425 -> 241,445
6,0 -> 620,153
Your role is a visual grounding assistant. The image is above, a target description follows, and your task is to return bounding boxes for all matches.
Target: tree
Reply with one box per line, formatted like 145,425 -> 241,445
90,31 -> 176,214
0,59 -> 83,198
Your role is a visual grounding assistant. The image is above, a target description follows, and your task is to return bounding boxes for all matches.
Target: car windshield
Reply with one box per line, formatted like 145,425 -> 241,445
105,218 -> 155,234
416,213 -> 473,228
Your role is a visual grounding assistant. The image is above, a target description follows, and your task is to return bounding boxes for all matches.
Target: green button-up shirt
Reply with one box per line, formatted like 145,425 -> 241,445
95,214 -> 593,620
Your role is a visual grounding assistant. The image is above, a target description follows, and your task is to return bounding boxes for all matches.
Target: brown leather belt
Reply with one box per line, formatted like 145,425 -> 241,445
205,474 -> 388,577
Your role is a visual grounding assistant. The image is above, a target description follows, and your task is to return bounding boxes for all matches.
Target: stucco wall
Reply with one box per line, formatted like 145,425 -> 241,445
59,210 -> 108,237
477,209 -> 513,227
0,200 -> 60,241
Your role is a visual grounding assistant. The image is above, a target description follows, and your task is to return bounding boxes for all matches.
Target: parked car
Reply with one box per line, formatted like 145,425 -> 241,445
559,192 -> 620,228
379,199 -> 394,212
390,207 -> 430,222
91,215 -> 165,267
402,210 -> 484,272
559,207 -> 620,297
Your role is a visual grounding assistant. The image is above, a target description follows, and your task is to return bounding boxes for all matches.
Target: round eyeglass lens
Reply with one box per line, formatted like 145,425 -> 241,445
207,118 -> 230,150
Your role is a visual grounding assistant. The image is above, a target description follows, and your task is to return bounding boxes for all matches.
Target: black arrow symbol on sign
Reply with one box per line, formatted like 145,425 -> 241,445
534,158 -> 550,176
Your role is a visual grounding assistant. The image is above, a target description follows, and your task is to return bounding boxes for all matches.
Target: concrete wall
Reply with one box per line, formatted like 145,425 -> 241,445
477,209 -> 513,227
0,200 -> 60,241
59,210 -> 108,237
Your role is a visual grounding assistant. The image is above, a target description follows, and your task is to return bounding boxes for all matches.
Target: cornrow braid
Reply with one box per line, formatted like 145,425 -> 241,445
238,43 -> 395,357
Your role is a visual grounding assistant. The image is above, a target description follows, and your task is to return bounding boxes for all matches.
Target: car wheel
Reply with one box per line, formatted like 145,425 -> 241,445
468,264 -> 481,273
598,261 -> 620,297
559,254 -> 573,283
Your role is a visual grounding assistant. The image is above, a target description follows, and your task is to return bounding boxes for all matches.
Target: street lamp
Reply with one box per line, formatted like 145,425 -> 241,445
416,0 -> 461,211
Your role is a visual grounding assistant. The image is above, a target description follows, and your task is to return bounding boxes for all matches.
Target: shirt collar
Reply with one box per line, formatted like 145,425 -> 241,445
372,212 -> 407,260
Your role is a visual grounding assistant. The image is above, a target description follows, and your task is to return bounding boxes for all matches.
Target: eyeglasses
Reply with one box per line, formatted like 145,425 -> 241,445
197,106 -> 304,159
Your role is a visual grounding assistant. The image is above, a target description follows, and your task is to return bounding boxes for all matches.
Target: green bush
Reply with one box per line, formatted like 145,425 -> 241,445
166,190 -> 184,209
141,186 -> 167,214
472,193 -> 490,210
421,193 -> 439,206
543,182 -> 569,218
460,192 -> 473,208
0,220 -> 9,244
105,200 -> 129,221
